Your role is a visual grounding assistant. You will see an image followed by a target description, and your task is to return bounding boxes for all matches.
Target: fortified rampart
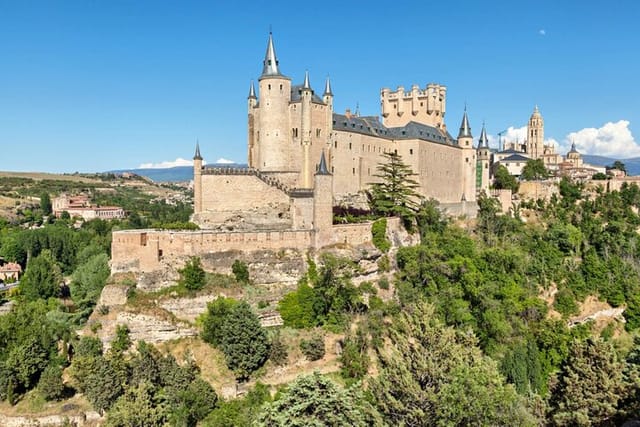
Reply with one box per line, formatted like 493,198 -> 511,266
111,220 -> 385,274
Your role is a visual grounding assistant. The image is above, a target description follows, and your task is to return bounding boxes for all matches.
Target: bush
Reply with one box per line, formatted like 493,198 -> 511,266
232,260 -> 250,284
371,218 -> 391,253
201,297 -> 238,347
179,257 -> 206,291
111,324 -> 132,353
300,335 -> 325,361
378,277 -> 390,290
38,364 -> 65,401
339,329 -> 370,381
554,287 -> 579,318
269,332 -> 288,366
377,254 -> 390,272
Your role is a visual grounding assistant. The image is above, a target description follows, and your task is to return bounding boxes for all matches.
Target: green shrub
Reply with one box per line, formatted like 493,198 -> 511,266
300,335 -> 325,361
232,260 -> 250,284
269,332 -> 288,366
38,364 -> 65,401
371,218 -> 391,253
377,254 -> 391,272
554,287 -> 579,318
179,256 -> 206,291
378,277 -> 390,290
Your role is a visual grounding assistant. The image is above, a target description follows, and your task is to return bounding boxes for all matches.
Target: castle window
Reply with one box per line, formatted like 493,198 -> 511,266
331,166 -> 334,173
465,157 -> 469,163
368,168 -> 370,175
349,143 -> 352,150
394,149 -> 397,154
316,129 -> 321,137
334,141 -> 337,148
333,120 -> 336,125
352,123 -> 355,128
353,168 -> 356,174
401,131 -> 406,136
280,84 -> 283,90
409,149 -> 413,155
420,102 -> 424,107
268,84 -> 271,90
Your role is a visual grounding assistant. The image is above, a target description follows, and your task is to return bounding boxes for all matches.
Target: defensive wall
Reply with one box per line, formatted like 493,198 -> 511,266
111,219 -> 389,274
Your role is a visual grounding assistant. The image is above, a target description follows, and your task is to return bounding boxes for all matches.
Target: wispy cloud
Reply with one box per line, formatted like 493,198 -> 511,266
138,157 -> 200,169
215,158 -> 236,164
539,29 -> 546,36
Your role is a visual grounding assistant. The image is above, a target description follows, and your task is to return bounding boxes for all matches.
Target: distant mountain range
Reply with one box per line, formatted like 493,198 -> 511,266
109,163 -> 247,182
111,157 -> 640,183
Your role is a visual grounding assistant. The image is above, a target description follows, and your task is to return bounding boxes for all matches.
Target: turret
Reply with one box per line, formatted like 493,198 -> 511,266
193,142 -> 203,214
257,32 -> 292,172
247,81 -> 257,167
300,70 -> 313,188
477,123 -> 491,194
457,109 -> 476,202
322,76 -> 333,106
313,151 -> 333,247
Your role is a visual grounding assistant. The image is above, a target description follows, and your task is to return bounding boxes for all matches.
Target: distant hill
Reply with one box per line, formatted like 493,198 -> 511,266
112,156 -> 640,183
583,155 -> 640,176
109,163 -> 247,182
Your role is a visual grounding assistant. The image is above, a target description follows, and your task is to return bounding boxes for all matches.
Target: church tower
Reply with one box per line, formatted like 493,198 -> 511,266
477,123 -> 491,194
256,32 -> 292,172
457,109 -> 477,202
527,105 -> 544,160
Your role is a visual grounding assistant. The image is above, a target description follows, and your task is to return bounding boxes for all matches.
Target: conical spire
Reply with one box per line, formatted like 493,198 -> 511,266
569,141 -> 578,153
458,108 -> 472,139
316,151 -> 330,175
478,122 -> 489,148
248,80 -> 256,99
303,70 -> 311,90
261,32 -> 281,77
323,76 -> 333,96
193,141 -> 202,161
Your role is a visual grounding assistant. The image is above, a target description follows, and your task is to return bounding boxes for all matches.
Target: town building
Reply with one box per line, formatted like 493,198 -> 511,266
53,194 -> 125,221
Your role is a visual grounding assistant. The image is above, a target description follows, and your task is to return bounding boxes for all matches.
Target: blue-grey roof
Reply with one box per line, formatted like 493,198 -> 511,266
290,84 -> 325,104
501,154 -> 530,162
332,113 -> 456,145
497,148 -> 523,154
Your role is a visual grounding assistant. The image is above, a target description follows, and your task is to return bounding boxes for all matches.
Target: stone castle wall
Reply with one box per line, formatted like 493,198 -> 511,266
111,219 -> 399,274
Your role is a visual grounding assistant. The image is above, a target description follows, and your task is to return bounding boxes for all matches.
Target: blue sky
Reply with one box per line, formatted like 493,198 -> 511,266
1,0 -> 639,172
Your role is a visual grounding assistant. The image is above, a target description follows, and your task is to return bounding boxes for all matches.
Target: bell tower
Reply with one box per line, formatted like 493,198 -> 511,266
527,105 -> 544,160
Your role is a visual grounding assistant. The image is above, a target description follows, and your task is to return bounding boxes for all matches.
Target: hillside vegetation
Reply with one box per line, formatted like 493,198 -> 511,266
1,172 -> 640,425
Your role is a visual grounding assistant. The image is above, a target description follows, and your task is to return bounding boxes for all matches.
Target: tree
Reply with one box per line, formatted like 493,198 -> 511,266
19,249 -> 62,301
38,364 -> 65,401
609,160 -> 627,174
369,302 -> 536,426
219,302 -> 269,379
84,357 -> 123,414
368,152 -> 421,219
493,164 -> 519,192
111,324 -> 132,353
200,297 -> 238,346
300,334 -> 325,361
105,382 -> 168,426
70,253 -> 110,309
179,256 -> 206,291
231,259 -> 250,285
521,159 -> 549,180
255,372 -> 384,427
40,192 -> 52,216
549,338 -> 624,426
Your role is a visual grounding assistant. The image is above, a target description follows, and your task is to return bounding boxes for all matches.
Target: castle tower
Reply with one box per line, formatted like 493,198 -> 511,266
323,76 -> 334,169
247,81 -> 257,167
457,109 -> 476,202
193,142 -> 203,214
257,32 -> 292,172
313,152 -> 333,247
300,71 -> 313,188
527,105 -> 544,160
477,123 -> 491,194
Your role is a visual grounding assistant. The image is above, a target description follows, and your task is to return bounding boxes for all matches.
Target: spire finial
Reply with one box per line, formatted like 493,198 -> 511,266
316,151 -> 330,175
261,32 -> 281,76
458,108 -> 472,139
248,80 -> 256,99
323,75 -> 333,96
355,102 -> 360,117
303,70 -> 310,89
194,140 -> 202,161
479,122 -> 489,148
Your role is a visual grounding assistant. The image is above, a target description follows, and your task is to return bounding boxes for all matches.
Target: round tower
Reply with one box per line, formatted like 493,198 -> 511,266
300,71 -> 313,188
257,32 -> 292,172
193,142 -> 203,215
477,123 -> 491,194
457,108 -> 476,202
247,81 -> 257,168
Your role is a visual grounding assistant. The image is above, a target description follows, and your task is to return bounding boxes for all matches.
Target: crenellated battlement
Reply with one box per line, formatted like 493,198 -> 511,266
380,83 -> 447,129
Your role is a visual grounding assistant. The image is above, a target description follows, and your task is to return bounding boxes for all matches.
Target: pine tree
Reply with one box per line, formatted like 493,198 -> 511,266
368,152 -> 421,220
549,338 -> 624,426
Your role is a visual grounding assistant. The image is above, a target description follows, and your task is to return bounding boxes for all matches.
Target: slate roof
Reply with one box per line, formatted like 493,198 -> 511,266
500,154 -> 530,162
290,84 -> 325,104
332,113 -> 455,145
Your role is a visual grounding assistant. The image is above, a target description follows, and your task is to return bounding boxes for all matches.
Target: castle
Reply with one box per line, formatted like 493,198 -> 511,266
111,33 -> 490,273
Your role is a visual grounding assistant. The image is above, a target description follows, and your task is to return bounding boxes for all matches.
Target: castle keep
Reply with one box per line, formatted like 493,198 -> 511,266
111,33 -> 479,274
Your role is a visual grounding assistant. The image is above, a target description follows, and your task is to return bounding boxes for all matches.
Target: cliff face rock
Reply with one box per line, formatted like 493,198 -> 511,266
160,294 -> 219,323
114,312 -> 198,345
0,412 -> 102,427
